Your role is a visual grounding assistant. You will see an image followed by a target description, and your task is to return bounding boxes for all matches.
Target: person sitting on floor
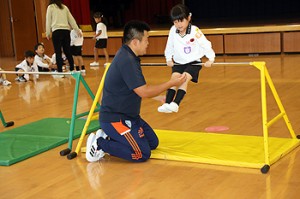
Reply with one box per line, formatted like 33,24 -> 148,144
34,43 -> 56,72
52,52 -> 69,71
15,50 -> 39,82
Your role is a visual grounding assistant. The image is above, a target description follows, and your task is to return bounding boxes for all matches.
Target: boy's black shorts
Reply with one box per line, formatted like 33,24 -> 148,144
71,45 -> 82,56
172,61 -> 202,83
95,39 -> 107,49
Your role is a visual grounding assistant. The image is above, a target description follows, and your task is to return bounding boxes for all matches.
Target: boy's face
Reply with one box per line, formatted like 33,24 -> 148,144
26,57 -> 34,64
94,17 -> 101,23
173,16 -> 191,34
35,45 -> 45,55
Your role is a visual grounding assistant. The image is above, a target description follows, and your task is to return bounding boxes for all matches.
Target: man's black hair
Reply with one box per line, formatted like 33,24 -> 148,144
123,20 -> 150,44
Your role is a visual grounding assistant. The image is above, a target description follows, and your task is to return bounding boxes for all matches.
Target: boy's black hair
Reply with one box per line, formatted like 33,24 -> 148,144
93,12 -> 103,18
93,12 -> 108,26
24,50 -> 35,58
49,0 -> 63,9
170,4 -> 191,22
34,43 -> 44,51
123,20 -> 150,44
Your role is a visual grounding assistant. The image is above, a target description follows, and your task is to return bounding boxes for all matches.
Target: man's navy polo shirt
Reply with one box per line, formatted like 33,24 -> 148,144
100,45 -> 146,122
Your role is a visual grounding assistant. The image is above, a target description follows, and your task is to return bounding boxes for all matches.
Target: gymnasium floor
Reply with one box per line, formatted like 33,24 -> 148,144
0,54 -> 300,198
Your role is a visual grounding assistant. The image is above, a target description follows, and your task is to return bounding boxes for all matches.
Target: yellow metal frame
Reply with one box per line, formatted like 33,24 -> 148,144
73,64 -> 111,155
251,61 -> 297,169
73,61 -> 298,173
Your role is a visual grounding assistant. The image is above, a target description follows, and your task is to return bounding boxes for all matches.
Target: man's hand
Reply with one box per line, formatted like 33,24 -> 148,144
170,73 -> 187,87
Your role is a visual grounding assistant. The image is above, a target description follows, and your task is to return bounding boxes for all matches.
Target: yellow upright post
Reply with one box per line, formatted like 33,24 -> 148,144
251,61 -> 297,173
251,62 -> 270,173
260,62 -> 270,167
67,64 -> 111,159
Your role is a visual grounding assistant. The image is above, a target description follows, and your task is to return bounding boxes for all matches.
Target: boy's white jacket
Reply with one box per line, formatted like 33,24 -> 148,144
34,54 -> 52,68
15,59 -> 39,80
70,29 -> 84,46
165,24 -> 215,64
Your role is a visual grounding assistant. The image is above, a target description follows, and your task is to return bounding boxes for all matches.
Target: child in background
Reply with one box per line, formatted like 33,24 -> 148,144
90,12 -> 109,67
158,4 -> 215,113
70,28 -> 85,74
52,53 -> 69,71
15,50 -> 39,82
0,68 -> 11,86
34,43 -> 55,72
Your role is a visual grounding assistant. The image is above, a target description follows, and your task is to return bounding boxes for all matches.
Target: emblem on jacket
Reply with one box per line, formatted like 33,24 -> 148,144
184,46 -> 191,54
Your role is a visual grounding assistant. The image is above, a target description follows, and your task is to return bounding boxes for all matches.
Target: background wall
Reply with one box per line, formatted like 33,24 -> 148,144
2,0 -> 300,59
0,0 -> 14,57
185,0 -> 300,27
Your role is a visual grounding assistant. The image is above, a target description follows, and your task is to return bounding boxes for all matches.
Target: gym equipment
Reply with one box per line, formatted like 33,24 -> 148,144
68,61 -> 300,174
0,110 -> 14,128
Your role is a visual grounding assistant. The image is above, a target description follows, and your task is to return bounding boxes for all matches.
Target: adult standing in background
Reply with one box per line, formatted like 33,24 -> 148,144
46,0 -> 82,77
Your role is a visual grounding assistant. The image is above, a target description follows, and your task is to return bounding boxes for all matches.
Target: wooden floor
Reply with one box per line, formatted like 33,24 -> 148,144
1,54 -> 300,199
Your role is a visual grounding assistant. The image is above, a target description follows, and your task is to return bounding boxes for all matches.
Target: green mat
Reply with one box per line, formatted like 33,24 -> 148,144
0,118 -> 100,166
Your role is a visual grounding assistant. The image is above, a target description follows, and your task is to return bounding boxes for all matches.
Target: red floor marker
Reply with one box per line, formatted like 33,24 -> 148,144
205,126 -> 229,132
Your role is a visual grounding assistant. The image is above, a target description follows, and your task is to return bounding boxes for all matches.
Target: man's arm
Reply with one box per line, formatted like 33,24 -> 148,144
134,73 -> 186,98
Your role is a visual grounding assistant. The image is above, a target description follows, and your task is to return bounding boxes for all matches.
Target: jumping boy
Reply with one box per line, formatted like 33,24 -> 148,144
158,4 -> 215,113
